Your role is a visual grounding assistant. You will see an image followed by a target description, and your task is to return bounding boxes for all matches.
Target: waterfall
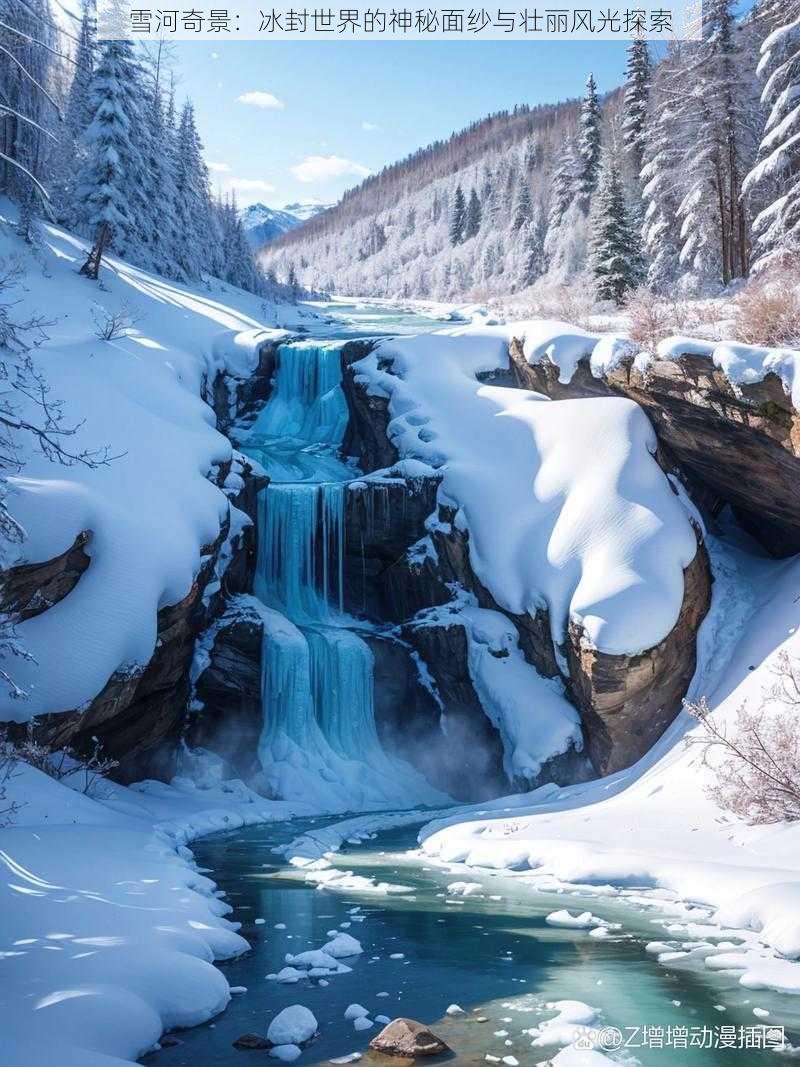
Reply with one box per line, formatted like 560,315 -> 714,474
243,341 -> 447,810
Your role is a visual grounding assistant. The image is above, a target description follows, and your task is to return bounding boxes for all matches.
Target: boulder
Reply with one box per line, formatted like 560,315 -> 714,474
232,1033 -> 269,1050
369,1018 -> 450,1058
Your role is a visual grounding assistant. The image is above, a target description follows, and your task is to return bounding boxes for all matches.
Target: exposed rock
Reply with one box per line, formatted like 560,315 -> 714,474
232,1033 -> 270,1050
509,338 -> 800,556
369,1018 -> 450,1058
211,338 -> 281,434
567,540 -> 712,774
0,530 -> 91,622
366,629 -> 505,801
188,596 -> 265,777
341,340 -> 398,471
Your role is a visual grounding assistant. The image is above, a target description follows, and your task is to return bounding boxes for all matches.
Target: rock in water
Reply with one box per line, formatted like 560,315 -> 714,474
369,1018 -> 450,1057
233,1033 -> 269,1050
267,1005 -> 318,1047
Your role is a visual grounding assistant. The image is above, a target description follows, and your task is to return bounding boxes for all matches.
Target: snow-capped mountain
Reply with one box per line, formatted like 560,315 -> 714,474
240,201 -> 333,248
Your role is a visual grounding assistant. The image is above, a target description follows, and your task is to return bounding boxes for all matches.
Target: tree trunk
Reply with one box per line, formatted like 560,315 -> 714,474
80,223 -> 110,280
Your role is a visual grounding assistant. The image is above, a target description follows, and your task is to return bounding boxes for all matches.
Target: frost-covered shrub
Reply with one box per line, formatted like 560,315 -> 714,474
0,722 -> 118,797
733,269 -> 800,348
0,738 -> 20,826
623,286 -> 693,355
91,300 -> 142,342
688,651 -> 800,824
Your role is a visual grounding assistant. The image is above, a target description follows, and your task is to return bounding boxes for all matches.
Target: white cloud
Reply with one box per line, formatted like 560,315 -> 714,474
362,121 -> 380,132
290,154 -> 371,184
236,91 -> 285,110
206,161 -> 231,173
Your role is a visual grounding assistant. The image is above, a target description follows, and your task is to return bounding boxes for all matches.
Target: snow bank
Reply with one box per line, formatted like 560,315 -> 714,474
515,317 -> 800,410
0,763 -> 314,1067
355,323 -> 699,656
0,202 -> 315,720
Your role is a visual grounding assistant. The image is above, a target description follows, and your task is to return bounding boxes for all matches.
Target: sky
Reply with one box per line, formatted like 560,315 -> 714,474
172,40 -> 635,209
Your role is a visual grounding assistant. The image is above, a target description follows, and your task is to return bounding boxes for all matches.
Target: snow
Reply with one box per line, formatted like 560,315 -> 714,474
344,1003 -> 369,1020
321,932 -> 363,958
266,1004 -> 318,1046
356,324 -> 699,658
418,538 -> 800,1000
0,764 -> 314,1067
544,910 -> 605,929
0,200 -> 317,721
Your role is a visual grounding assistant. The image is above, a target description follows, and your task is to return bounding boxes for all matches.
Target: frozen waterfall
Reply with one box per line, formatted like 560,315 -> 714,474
243,341 -> 447,810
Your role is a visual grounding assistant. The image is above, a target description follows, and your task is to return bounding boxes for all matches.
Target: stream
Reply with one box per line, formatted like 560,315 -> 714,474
144,818 -> 798,1066
152,299 -> 797,1064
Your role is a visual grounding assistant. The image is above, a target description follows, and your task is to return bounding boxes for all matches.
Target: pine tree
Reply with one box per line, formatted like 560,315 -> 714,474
590,161 -> 643,304
449,184 -> 466,245
743,14 -> 800,268
55,0 -> 96,224
465,187 -> 481,238
641,102 -> 683,290
517,208 -> 546,289
173,101 -> 217,281
548,142 -> 578,230
76,38 -> 141,278
622,39 -> 651,177
512,181 -> 533,230
523,134 -> 538,172
578,73 -> 602,210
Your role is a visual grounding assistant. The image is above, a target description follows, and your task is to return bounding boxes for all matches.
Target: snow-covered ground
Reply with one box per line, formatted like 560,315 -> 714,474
0,764 -> 315,1067
0,200 -> 317,719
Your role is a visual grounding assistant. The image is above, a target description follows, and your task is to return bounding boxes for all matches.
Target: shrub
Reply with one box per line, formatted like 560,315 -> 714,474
733,270 -> 800,348
687,651 -> 800,824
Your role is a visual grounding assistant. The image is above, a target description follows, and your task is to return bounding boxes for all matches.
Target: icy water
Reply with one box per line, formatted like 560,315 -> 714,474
145,819 -> 798,1066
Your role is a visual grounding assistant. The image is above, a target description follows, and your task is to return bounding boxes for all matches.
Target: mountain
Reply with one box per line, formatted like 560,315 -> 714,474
240,202 -> 333,249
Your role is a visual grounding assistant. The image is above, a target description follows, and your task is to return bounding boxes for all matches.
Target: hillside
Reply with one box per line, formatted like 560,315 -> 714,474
261,10 -> 791,313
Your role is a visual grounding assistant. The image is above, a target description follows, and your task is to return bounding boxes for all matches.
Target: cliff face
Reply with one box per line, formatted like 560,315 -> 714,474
340,341 -> 715,781
509,340 -> 800,557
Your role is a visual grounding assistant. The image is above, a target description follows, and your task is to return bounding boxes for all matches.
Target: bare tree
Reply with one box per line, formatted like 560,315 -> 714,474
687,650 -> 800,824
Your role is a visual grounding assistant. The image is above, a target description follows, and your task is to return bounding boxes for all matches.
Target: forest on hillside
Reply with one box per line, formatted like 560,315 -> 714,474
0,0 -> 272,296
264,1 -> 800,318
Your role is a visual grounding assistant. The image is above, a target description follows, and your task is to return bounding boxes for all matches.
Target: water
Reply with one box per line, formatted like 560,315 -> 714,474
241,310 -> 452,810
145,820 -> 798,1066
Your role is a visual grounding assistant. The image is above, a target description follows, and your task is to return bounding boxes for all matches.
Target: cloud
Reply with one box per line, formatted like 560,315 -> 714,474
236,91 -> 285,110
290,154 -> 371,184
206,161 -> 231,173
361,121 -> 380,132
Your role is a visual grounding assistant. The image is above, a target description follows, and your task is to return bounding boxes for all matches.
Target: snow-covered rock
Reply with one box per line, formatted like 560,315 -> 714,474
267,1005 -> 318,1046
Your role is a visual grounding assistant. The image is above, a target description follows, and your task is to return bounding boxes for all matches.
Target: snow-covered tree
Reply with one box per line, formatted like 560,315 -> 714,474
449,184 -> 466,245
76,38 -> 141,278
512,180 -> 533,230
622,39 -> 651,177
53,1 -> 96,224
465,187 -> 481,239
172,101 -> 218,281
743,13 -> 800,269
641,103 -> 683,290
590,161 -> 643,303
0,0 -> 57,217
548,141 -> 578,230
577,73 -> 602,210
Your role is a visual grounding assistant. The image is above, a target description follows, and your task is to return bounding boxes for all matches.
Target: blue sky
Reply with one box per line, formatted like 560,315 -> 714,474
173,41 -> 634,208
